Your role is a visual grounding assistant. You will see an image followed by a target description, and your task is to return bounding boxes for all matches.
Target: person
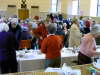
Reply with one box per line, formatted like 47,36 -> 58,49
79,16 -> 85,34
84,17 -> 92,34
0,23 -> 18,74
9,18 -> 22,49
41,23 -> 63,68
69,19 -> 82,50
78,24 -> 100,65
21,26 -> 32,40
33,21 -> 48,49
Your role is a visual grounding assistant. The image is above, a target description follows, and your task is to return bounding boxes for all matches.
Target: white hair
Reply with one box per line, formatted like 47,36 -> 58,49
11,18 -> 18,25
91,24 -> 100,35
0,23 -> 9,32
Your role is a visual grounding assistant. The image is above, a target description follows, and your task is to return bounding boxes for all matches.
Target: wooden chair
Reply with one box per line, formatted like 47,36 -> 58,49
19,39 -> 32,49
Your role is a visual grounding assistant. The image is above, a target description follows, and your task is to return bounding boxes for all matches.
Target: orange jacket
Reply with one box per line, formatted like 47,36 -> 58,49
41,35 -> 63,59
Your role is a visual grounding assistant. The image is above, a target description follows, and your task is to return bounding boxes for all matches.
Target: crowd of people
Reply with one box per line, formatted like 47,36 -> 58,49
0,13 -> 100,74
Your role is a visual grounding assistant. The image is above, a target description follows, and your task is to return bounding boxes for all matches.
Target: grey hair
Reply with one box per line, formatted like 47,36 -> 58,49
90,24 -> 100,35
0,23 -> 9,32
47,23 -> 57,34
11,18 -> 18,25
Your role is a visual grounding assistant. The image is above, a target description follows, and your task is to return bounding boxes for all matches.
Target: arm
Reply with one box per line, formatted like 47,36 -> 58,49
41,38 -> 47,54
32,27 -> 42,38
88,39 -> 100,55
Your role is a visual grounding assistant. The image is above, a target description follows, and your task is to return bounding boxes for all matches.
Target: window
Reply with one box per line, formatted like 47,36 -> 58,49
51,0 -> 61,13
90,0 -> 100,17
51,0 -> 58,13
90,0 -> 97,17
57,0 -> 61,12
72,0 -> 79,15
97,0 -> 100,16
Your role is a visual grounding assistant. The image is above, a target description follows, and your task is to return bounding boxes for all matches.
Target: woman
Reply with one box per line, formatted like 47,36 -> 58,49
0,23 -> 18,74
78,24 -> 100,65
69,19 -> 82,49
33,21 -> 48,49
41,23 -> 63,68
9,18 -> 22,49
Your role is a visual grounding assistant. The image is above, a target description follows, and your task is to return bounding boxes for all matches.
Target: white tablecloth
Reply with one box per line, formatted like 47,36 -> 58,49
16,48 -> 78,72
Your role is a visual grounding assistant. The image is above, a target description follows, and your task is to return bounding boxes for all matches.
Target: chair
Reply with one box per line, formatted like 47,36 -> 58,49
19,39 -> 32,49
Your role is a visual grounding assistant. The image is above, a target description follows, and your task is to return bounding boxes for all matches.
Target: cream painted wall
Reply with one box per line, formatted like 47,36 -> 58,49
61,0 -> 75,19
0,0 -> 50,17
27,0 -> 50,12
61,0 -> 72,15
80,0 -> 91,16
61,0 -> 92,16
0,0 -> 96,17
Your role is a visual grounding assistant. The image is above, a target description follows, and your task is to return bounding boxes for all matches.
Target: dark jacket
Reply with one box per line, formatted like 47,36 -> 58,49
0,31 -> 17,61
9,23 -> 22,49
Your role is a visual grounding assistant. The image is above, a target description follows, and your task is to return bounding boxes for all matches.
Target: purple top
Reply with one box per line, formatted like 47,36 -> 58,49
0,31 -> 17,61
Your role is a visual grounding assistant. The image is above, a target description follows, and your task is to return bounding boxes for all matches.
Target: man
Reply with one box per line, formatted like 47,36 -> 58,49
41,23 -> 63,68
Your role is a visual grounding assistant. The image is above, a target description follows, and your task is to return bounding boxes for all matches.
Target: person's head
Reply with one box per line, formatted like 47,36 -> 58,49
11,18 -> 18,28
47,23 -> 57,34
72,18 -> 78,24
72,18 -> 79,27
63,23 -> 67,27
34,16 -> 39,20
0,23 -> 9,32
90,24 -> 100,37
80,16 -> 83,20
22,26 -> 28,32
38,21 -> 45,26
92,20 -> 96,25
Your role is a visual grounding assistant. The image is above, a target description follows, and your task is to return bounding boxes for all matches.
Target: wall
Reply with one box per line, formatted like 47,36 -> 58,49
0,0 -> 50,17
61,0 -> 92,17
61,0 -> 72,15
79,0 -> 91,16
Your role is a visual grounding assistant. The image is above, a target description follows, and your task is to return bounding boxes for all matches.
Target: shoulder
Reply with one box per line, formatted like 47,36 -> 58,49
82,35 -> 92,43
7,32 -> 15,38
71,24 -> 78,29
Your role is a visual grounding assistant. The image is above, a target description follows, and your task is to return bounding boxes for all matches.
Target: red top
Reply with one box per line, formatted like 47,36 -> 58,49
41,35 -> 63,59
33,25 -> 48,48
33,25 -> 48,39
85,20 -> 91,28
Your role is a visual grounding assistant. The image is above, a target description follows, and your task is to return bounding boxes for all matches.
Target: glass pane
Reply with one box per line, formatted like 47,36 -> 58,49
98,0 -> 100,5
52,0 -> 57,4
97,6 -> 100,16
72,0 -> 78,15
51,0 -> 58,13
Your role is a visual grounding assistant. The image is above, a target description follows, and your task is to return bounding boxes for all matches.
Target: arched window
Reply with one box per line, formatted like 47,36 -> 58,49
90,0 -> 97,17
72,0 -> 79,15
97,0 -> 100,16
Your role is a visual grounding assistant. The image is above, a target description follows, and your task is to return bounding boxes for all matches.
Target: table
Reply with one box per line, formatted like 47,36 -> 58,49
2,64 -> 95,75
17,48 -> 78,72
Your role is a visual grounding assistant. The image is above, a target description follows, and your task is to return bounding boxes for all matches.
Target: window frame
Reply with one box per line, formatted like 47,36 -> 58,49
51,0 -> 58,13
97,0 -> 100,16
72,0 -> 80,15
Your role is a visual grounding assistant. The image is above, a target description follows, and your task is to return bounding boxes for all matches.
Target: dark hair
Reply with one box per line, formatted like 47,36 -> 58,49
80,16 -> 83,20
47,23 -> 57,34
